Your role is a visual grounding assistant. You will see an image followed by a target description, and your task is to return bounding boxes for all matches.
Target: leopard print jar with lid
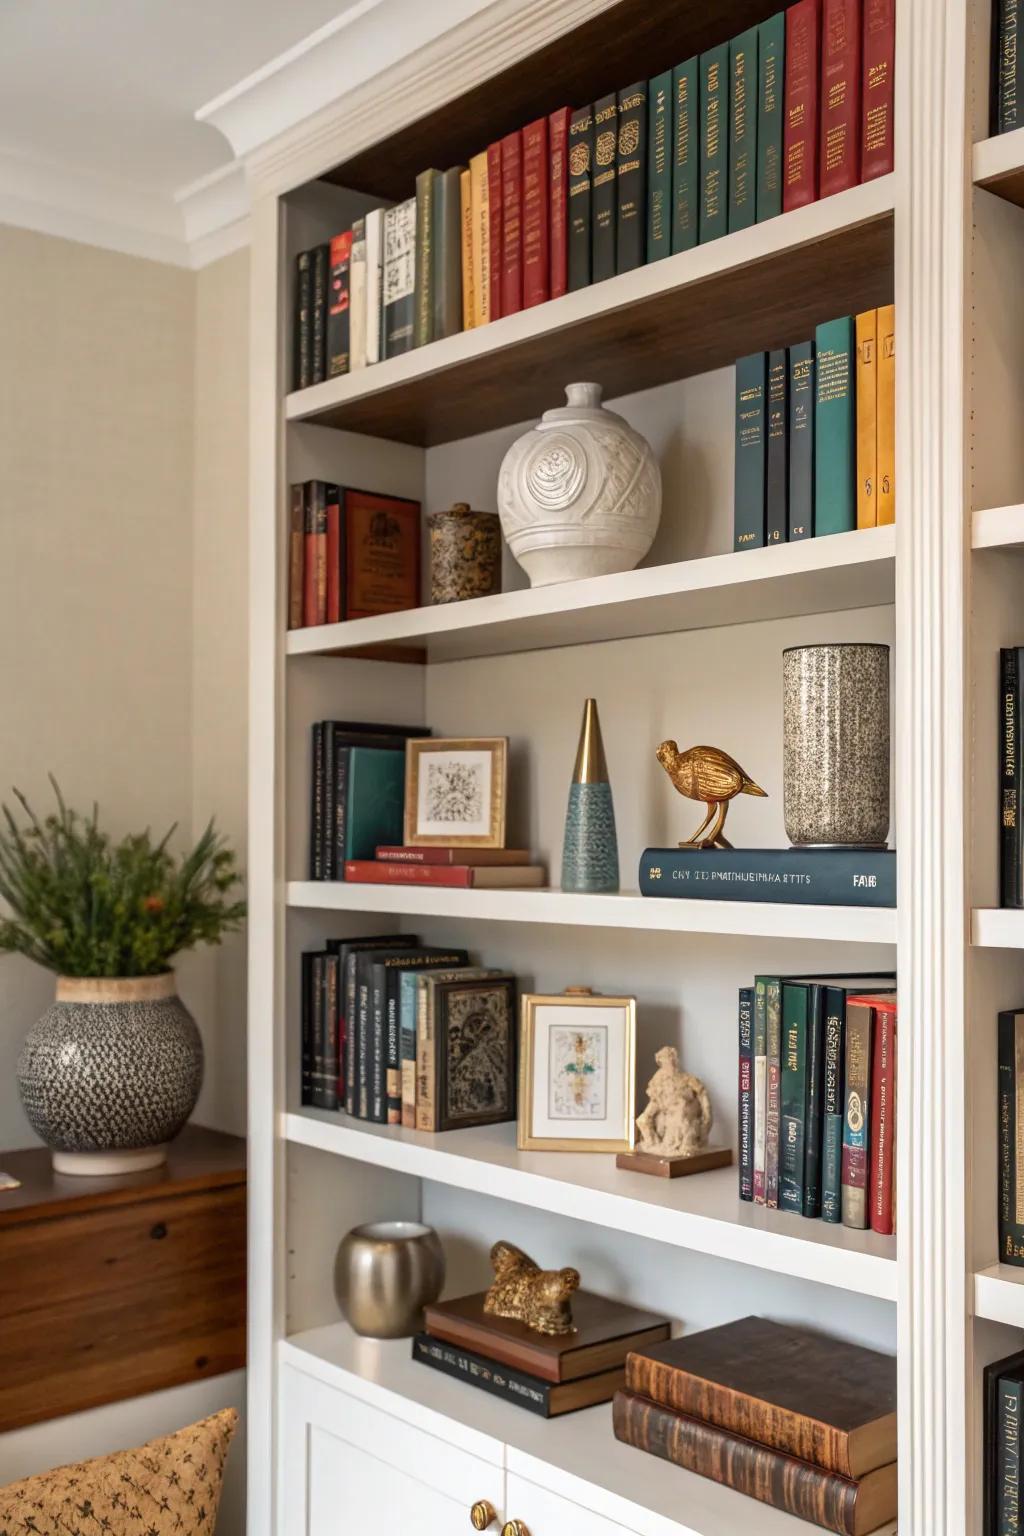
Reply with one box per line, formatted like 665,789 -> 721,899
427,503 -> 502,604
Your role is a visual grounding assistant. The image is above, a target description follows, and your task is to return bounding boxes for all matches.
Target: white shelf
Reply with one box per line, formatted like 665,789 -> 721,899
281,1325 -> 896,1536
286,526 -> 896,664
286,1110 -> 897,1301
975,1264 -> 1024,1327
973,504 -> 1024,550
974,129 -> 1024,207
972,909 -> 1024,948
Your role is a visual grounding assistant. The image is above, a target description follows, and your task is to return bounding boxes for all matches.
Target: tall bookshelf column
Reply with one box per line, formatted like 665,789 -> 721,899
895,0 -> 971,1530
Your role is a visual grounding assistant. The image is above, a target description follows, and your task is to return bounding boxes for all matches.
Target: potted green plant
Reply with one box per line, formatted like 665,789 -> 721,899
0,781 -> 245,1175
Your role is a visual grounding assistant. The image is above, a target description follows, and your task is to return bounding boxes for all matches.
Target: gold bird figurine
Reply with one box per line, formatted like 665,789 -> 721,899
656,740 -> 767,849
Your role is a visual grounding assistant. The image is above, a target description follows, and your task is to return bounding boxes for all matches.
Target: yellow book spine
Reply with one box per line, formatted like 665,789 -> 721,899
856,308 -> 878,529
460,169 -> 475,330
470,151 -> 491,327
877,303 -> 895,526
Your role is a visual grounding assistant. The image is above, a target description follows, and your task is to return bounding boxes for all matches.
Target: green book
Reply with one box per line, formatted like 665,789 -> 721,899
734,352 -> 767,550
432,167 -> 463,340
647,70 -> 673,261
815,316 -> 857,536
413,168 -> 439,349
778,982 -> 809,1215
699,43 -> 729,243
788,340 -> 815,540
729,27 -> 758,233
343,747 -> 405,860
672,58 -> 699,253
757,12 -> 785,221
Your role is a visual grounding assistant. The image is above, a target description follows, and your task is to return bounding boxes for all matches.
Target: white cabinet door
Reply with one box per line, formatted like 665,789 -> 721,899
280,1363 -> 504,1536
503,1473 -> 640,1536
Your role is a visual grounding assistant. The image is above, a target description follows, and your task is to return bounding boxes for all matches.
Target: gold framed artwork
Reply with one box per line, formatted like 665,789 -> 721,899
518,990 -> 637,1153
404,737 -> 508,848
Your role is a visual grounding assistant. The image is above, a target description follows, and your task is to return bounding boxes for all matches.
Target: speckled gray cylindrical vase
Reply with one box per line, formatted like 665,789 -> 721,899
783,643 -> 891,847
17,973 -> 203,1175
561,698 -> 620,892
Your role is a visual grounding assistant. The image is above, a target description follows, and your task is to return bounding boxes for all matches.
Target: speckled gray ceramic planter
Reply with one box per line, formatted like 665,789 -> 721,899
783,643 -> 891,847
17,973 -> 203,1175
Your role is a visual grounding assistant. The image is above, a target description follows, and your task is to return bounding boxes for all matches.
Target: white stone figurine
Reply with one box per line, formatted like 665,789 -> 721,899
635,1046 -> 713,1158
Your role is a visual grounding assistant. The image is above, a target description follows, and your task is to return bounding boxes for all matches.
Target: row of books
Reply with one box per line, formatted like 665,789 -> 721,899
288,483 -> 420,631
293,0 -> 896,391
734,305 -> 895,552
993,1 -> 1021,134
1000,649 -> 1024,908
738,975 -> 897,1234
300,934 -> 517,1134
308,720 -> 429,879
613,1316 -> 897,1535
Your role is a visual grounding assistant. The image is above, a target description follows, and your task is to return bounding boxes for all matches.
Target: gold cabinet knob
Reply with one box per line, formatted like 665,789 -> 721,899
470,1502 -> 497,1531
501,1523 -> 530,1536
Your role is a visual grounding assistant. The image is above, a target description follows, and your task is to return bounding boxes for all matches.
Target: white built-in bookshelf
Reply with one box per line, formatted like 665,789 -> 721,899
235,2 -> 1024,1532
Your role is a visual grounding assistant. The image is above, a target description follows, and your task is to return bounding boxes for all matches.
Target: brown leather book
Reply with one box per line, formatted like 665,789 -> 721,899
424,1291 -> 669,1384
613,1392 -> 896,1536
624,1316 -> 896,1478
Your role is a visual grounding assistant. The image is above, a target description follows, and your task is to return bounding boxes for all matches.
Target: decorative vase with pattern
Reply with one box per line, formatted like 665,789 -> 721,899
17,973 -> 203,1175
496,383 -> 662,586
783,643 -> 891,847
561,698 -> 620,893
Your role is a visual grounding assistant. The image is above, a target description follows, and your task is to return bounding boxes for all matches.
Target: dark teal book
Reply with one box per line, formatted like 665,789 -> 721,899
998,1375 -> 1024,1532
757,12 -> 785,221
592,92 -> 618,282
766,348 -> 788,544
779,983 -> 809,1215
638,847 -> 897,906
789,340 -> 815,540
987,1351 -> 1024,1536
734,352 -> 767,550
671,58 -> 699,253
617,81 -> 648,273
814,316 -> 856,536
647,70 -> 673,262
729,28 -> 758,233
801,983 -> 827,1218
994,1 -> 1023,133
343,747 -> 405,860
699,44 -> 729,243
738,987 -> 754,1201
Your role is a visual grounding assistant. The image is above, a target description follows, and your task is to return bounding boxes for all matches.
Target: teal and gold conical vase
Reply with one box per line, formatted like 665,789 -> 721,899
561,698 -> 620,893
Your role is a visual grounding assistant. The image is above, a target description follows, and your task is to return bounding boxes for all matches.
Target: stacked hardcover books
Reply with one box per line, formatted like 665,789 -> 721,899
292,0 -> 896,392
345,845 -> 547,891
288,483 -> 421,631
614,1317 -> 898,1535
737,978 -> 897,1234
986,1348 -> 1024,1531
412,1289 -> 670,1419
734,306 -> 896,549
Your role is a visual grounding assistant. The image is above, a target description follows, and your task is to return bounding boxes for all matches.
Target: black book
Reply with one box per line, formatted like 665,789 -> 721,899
766,348 -> 789,545
294,250 -> 313,390
788,340 -> 815,541
591,93 -> 618,283
316,952 -> 341,1111
372,949 -> 469,1124
986,1349 -> 1024,1536
337,936 -> 413,1117
801,982 -> 826,1218
300,950 -> 319,1105
359,948 -> 465,1122
999,1008 -> 1024,1267
1002,648 -> 1024,907
568,106 -> 594,290
311,242 -> 329,385
993,0 -> 1023,134
309,721 -> 326,880
616,81 -> 647,274
411,1333 -> 624,1417
309,953 -> 329,1108
433,167 -> 464,341
326,233 -> 352,378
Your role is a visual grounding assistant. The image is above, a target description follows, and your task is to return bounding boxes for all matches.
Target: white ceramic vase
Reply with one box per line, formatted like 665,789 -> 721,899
497,382 -> 662,586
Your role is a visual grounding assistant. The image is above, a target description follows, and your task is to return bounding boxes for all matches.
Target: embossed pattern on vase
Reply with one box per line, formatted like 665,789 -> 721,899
562,782 -> 620,892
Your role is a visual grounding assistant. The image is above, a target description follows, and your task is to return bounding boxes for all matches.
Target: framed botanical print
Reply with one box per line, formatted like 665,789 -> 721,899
518,991 -> 637,1153
404,736 -> 508,848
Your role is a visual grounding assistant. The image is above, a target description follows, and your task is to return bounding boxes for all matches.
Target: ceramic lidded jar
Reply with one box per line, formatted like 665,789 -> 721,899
497,383 -> 662,587
427,503 -> 502,604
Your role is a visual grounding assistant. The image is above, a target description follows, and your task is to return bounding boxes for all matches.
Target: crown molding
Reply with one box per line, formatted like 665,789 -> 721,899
176,162 -> 251,269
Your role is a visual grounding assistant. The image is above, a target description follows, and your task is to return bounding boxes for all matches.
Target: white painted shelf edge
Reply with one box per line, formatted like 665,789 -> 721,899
974,1264 -> 1024,1326
972,504 -> 1024,550
286,881 -> 898,943
971,909 -> 1024,947
284,176 -> 896,425
281,1326 -> 896,1536
285,1110 -> 897,1301
973,128 -> 1024,187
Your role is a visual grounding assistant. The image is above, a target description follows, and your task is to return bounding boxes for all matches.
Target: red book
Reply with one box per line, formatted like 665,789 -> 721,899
868,995 -> 897,1235
783,0 -> 822,211
861,0 -> 895,180
548,107 -> 570,299
500,130 -> 523,316
345,860 -> 545,889
325,485 -> 342,624
820,0 -> 863,196
376,845 -> 531,866
486,142 -> 503,321
522,116 -> 550,308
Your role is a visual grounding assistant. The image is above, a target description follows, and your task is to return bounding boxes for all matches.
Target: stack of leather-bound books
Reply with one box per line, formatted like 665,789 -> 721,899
614,1317 -> 898,1535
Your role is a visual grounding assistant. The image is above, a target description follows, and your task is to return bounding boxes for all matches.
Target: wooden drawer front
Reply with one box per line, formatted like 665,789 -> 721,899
504,1474 -> 640,1536
0,1184 -> 246,1431
280,1366 -> 504,1536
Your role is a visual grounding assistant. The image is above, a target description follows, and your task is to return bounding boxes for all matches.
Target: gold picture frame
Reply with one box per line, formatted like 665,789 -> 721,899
404,736 -> 508,848
518,991 -> 637,1153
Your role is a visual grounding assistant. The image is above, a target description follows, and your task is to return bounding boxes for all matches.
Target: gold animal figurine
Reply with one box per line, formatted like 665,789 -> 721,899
483,1240 -> 580,1336
656,740 -> 767,849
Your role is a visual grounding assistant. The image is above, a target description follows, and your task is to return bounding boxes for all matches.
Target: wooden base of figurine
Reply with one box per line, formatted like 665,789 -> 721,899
616,1147 -> 734,1179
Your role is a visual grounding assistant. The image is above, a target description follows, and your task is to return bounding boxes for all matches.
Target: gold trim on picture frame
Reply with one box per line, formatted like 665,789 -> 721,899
404,736 -> 508,847
518,992 -> 637,1153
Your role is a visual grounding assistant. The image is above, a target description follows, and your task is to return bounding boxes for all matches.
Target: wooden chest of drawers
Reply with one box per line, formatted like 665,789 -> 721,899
0,1124 -> 246,1432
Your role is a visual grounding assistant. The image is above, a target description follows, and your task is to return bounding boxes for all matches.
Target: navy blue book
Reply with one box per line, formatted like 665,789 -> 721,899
638,848 -> 896,907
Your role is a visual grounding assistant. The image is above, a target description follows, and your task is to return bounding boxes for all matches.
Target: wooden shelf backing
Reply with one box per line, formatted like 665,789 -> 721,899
975,1264 -> 1024,1326
286,178 -> 895,446
972,504 -> 1024,550
974,129 -> 1024,208
287,525 -> 896,664
286,1110 -> 897,1301
972,909 -> 1024,948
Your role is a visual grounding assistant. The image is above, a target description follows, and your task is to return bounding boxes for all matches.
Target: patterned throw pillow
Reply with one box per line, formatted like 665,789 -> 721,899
0,1408 -> 238,1536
